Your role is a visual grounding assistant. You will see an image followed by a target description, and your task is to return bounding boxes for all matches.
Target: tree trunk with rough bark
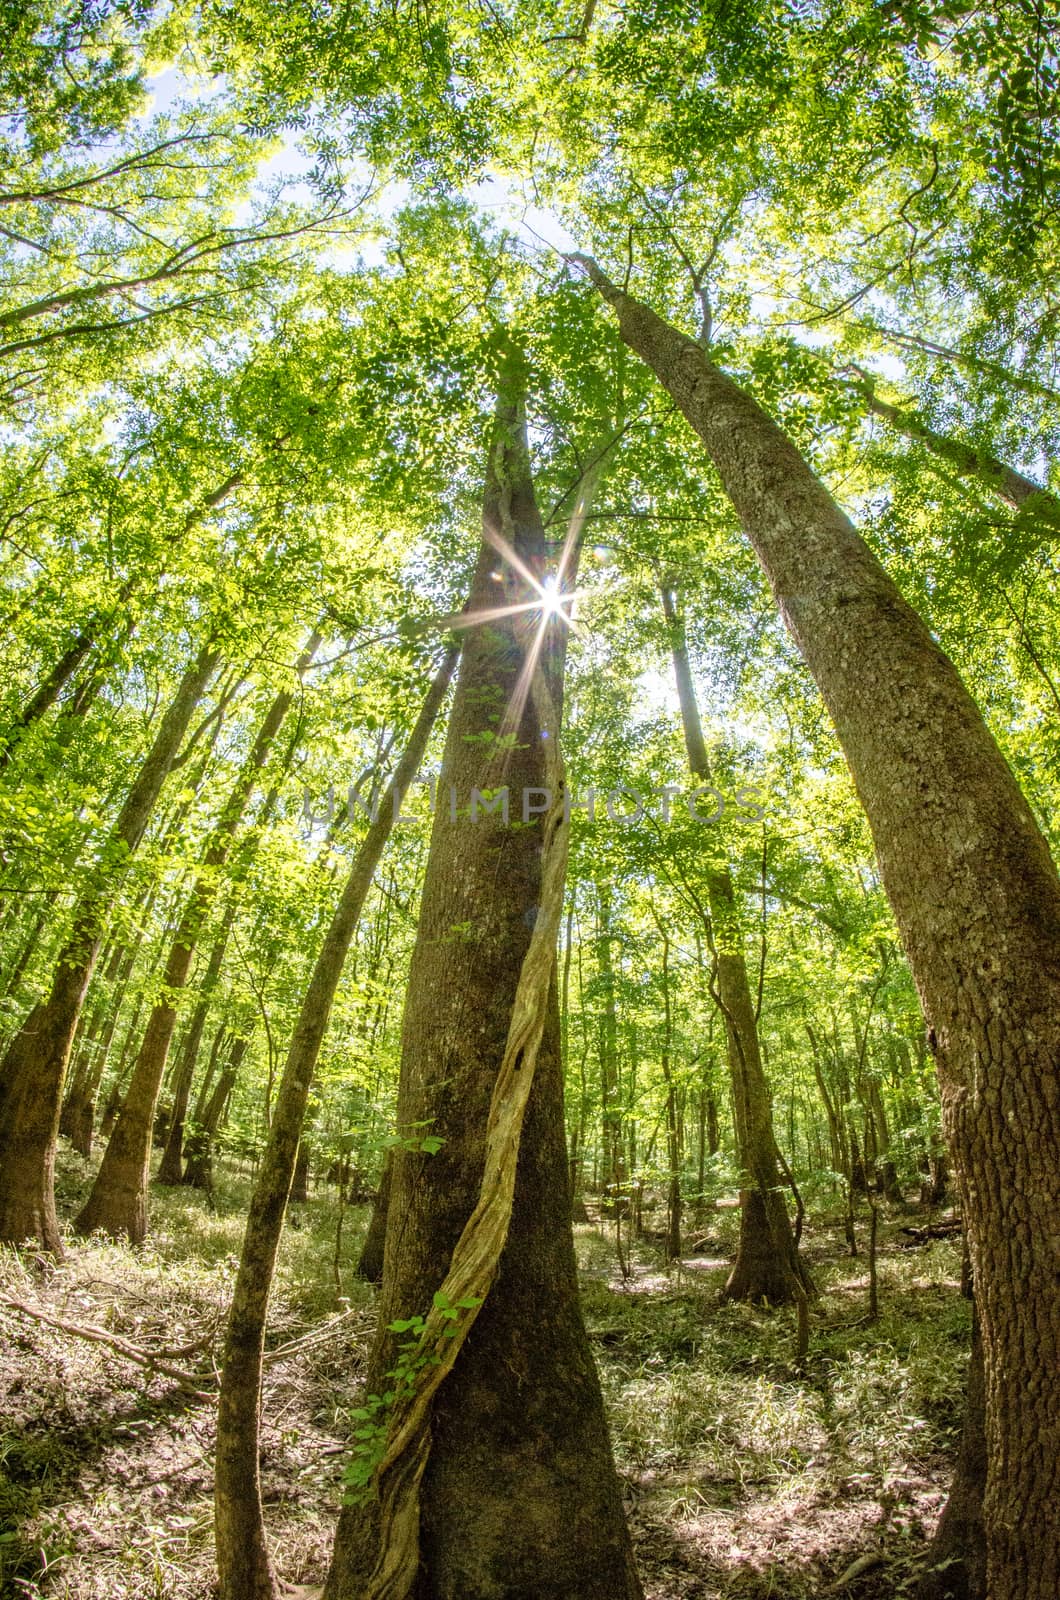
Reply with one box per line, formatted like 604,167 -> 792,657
852,377 -> 1060,533
76,636 -> 317,1243
182,1041 -> 246,1191
578,256 -> 1060,1599
290,1141 -> 310,1205
214,648 -> 457,1600
0,644 -> 218,1252
661,582 -> 808,1304
357,1150 -> 392,1285
326,373 -> 641,1600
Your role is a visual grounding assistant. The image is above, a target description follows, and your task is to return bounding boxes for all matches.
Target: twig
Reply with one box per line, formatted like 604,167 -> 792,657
262,1307 -> 372,1367
827,1551 -> 886,1590
0,1294 -> 215,1399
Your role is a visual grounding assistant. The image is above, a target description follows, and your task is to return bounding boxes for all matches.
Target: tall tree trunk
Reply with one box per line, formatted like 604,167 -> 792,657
807,1021 -> 858,1250
76,634 -> 318,1243
326,375 -> 641,1600
70,971 -> 129,1159
595,885 -> 624,1206
158,777 -> 285,1185
655,918 -> 681,1262
182,1038 -> 246,1191
100,991 -> 147,1138
60,991 -> 109,1139
0,643 -> 218,1251
156,902 -> 236,1185
578,257 -> 1060,1598
560,901 -> 590,1221
66,927 -> 143,1158
922,1149 -> 949,1208
661,582 -> 808,1303
59,924 -> 140,1149
290,1141 -> 310,1204
189,1024 -> 228,1133
215,648 -> 457,1600
357,1149 -> 392,1285
868,1077 -> 902,1201
851,376 -> 1060,532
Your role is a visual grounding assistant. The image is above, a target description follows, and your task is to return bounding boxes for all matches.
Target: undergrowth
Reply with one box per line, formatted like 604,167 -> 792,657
576,1212 -> 968,1598
0,1149 -> 968,1600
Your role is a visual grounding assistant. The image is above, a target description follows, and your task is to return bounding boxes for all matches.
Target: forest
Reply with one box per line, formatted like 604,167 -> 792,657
0,2 -> 1057,1598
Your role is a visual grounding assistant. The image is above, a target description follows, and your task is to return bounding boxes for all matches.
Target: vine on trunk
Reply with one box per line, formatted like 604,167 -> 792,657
355,666 -> 568,1600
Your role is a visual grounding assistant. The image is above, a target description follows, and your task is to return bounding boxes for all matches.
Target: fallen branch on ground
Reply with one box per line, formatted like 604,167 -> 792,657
262,1306 -> 373,1368
0,1293 -> 216,1399
826,1551 -> 886,1590
897,1219 -> 962,1247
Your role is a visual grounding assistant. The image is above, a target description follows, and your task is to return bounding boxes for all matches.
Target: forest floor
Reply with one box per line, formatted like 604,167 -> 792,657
0,1147 -> 969,1600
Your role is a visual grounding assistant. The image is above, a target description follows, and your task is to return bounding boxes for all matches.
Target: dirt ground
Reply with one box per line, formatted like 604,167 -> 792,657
0,1154 -> 968,1599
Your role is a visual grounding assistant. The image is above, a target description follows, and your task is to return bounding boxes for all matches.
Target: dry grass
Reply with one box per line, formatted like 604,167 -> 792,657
1,1152 -> 969,1600
577,1208 -> 968,1600
0,1147 -> 374,1600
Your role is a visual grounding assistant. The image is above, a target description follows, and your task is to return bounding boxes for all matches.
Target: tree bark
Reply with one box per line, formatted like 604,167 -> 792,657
661,582 -> 808,1303
922,1150 -> 949,1208
578,257 -> 1060,1598
853,378 -> 1060,533
290,1141 -> 310,1204
326,375 -> 641,1600
214,647 -> 457,1600
76,635 -> 318,1243
918,1305 -> 987,1600
357,1150 -> 392,1285
155,905 -> 235,1184
0,643 -> 218,1252
182,1039 -> 246,1191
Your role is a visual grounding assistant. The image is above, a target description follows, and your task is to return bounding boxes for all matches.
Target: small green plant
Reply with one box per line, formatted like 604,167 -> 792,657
381,1123 -> 446,1157
342,1289 -> 482,1503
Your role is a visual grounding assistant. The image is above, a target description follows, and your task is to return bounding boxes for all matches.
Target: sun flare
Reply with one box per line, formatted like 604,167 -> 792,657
539,575 -> 570,618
